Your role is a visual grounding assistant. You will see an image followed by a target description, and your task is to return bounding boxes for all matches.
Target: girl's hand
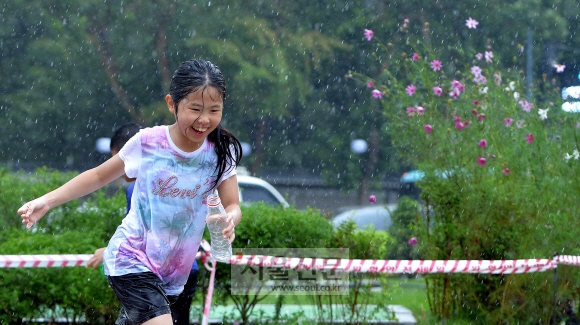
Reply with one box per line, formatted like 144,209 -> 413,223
223,213 -> 236,244
17,197 -> 49,230
87,247 -> 106,270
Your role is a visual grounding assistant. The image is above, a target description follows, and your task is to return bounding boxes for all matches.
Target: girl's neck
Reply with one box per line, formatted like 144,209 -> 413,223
168,124 -> 204,152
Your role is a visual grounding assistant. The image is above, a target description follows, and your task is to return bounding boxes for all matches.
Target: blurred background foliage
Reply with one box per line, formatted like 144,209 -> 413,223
1,0 -> 579,196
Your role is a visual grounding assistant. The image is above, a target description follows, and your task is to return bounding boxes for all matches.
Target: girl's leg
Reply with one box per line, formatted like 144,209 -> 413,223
172,269 -> 199,325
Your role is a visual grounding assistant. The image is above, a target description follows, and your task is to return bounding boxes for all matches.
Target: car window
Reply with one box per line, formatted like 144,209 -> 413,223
239,183 -> 283,206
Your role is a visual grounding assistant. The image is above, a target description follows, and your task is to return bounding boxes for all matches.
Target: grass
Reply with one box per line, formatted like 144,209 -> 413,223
192,275 -> 485,324
194,275 -> 436,323
384,276 -> 430,322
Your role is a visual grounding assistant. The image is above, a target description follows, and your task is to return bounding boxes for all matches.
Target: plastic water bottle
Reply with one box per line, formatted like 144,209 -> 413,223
206,194 -> 232,263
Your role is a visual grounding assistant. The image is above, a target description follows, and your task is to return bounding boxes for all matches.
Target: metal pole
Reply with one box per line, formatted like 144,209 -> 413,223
552,252 -> 559,325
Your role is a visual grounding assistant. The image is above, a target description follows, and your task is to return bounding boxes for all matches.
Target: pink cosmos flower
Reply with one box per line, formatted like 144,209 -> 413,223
403,18 -> 409,28
477,156 -> 486,166
455,121 -> 465,130
424,124 -> 433,134
408,237 -> 418,246
471,109 -> 478,116
406,107 -> 416,116
473,74 -> 487,84
406,84 -> 417,96
412,53 -> 420,62
484,51 -> 494,63
471,66 -> 482,77
364,29 -> 374,41
466,17 -> 479,29
518,100 -> 533,112
431,60 -> 443,71
475,53 -> 483,60
504,117 -> 514,127
449,89 -> 460,100
477,113 -> 486,121
502,168 -> 510,175
416,106 -> 425,115
433,86 -> 443,96
526,133 -> 534,144
372,89 -> 382,99
453,115 -> 462,122
451,80 -> 465,93
472,100 -> 478,106
366,80 -> 374,88
463,120 -> 471,128
478,139 -> 487,148
369,195 -> 377,203
554,64 -> 565,73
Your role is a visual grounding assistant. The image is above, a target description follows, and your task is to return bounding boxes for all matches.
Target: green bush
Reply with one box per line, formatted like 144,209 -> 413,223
319,219 -> 395,323
236,203 -> 334,249
352,18 -> 580,323
0,231 -> 120,324
387,197 -> 422,260
206,202 -> 335,324
0,168 -> 125,323
0,167 -> 80,233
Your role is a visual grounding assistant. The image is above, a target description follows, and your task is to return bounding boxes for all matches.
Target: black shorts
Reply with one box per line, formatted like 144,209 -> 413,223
107,272 -> 177,325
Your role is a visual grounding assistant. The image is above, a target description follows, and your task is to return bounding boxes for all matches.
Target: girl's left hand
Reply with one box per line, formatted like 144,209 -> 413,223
223,213 -> 236,244
87,247 -> 106,270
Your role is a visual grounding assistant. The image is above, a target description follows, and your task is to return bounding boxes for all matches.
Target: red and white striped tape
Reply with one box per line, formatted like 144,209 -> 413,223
0,254 -> 92,268
2,253 -> 579,274
556,255 -> 580,266
229,255 -> 557,274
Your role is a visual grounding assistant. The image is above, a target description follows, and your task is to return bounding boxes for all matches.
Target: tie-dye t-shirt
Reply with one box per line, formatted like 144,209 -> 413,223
103,125 -> 235,295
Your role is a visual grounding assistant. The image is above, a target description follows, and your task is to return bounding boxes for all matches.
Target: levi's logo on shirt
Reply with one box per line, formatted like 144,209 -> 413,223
152,175 -> 204,199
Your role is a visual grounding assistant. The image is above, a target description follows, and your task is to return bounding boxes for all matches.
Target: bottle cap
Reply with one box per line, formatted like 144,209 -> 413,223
207,193 -> 221,207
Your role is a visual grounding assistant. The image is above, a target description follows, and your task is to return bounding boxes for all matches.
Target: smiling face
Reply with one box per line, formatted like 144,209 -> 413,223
166,86 -> 223,152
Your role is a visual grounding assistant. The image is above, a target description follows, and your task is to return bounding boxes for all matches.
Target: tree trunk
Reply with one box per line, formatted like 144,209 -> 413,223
87,18 -> 140,122
154,1 -> 174,93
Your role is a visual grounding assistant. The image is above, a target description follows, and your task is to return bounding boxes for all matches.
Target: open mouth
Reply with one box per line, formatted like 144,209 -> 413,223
192,126 -> 207,135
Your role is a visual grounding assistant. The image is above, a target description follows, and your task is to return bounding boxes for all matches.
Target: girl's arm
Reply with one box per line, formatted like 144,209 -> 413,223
217,175 -> 242,244
18,155 -> 126,229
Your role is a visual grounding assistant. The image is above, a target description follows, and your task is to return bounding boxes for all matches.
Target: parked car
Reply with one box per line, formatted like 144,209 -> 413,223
400,169 -> 452,199
237,173 -> 289,208
400,170 -> 423,199
331,205 -> 396,231
400,170 -> 425,184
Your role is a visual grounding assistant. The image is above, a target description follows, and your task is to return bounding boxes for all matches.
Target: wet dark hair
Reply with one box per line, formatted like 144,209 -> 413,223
169,59 -> 242,190
110,122 -> 143,152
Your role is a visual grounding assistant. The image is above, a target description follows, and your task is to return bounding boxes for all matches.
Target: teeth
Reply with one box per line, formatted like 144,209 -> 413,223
193,127 -> 207,132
